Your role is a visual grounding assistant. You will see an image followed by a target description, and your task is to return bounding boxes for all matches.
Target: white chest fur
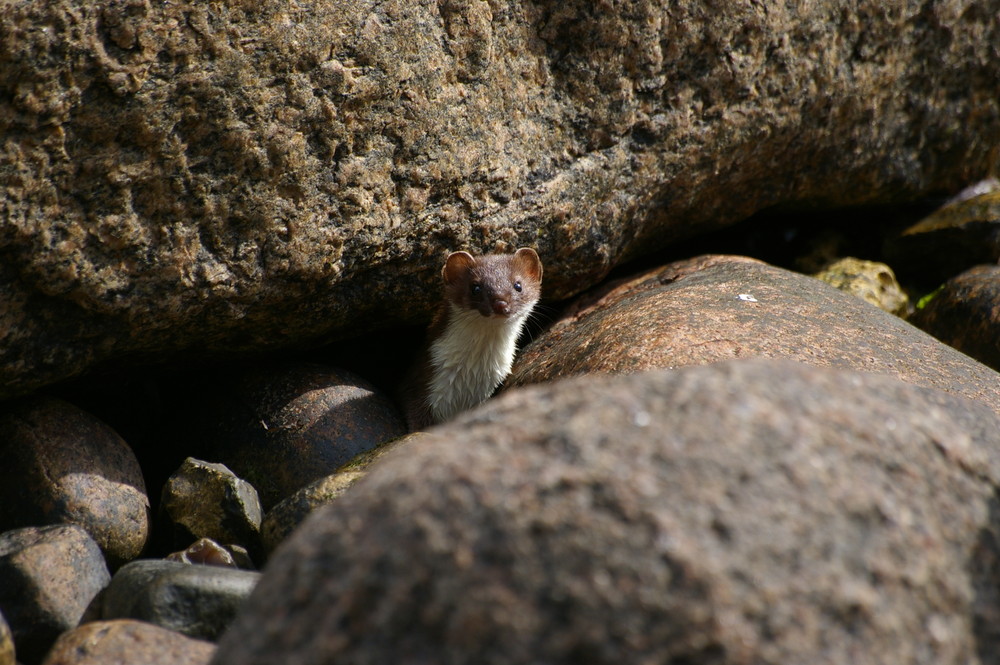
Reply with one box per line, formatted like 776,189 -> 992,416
427,304 -> 531,423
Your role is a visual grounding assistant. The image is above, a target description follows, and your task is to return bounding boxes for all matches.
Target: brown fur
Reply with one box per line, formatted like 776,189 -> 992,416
400,248 -> 542,431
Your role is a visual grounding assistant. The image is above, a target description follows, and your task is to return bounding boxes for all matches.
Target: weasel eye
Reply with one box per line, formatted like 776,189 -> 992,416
470,283 -> 482,296
514,281 -> 522,292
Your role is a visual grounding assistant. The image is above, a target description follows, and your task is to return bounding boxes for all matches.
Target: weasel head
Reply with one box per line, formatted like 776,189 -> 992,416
442,248 -> 543,320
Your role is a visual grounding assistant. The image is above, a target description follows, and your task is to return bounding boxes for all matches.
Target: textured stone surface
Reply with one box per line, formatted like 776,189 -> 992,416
167,540 -> 233,567
42,620 -> 215,665
812,256 -> 909,315
212,360 -> 1000,664
0,398 -> 150,568
508,255 -> 1000,414
161,458 -> 262,560
102,560 -> 259,642
1,0 -> 999,397
912,264 -> 1000,371
193,362 -> 407,509
260,433 -> 420,556
0,525 -> 110,665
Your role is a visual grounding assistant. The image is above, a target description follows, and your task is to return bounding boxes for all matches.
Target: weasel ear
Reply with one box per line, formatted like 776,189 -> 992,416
443,251 -> 476,285
513,247 -> 543,282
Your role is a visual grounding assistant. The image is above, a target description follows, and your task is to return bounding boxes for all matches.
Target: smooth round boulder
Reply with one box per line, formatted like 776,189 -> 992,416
42,620 -> 214,665
508,255 -> 1000,414
0,397 -> 150,568
194,363 -> 407,509
102,560 -> 260,642
213,359 -> 1000,664
911,264 -> 1000,371
0,525 -> 110,664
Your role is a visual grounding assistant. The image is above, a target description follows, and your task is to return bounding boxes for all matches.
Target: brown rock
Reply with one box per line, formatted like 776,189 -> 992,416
2,1 -> 999,397
508,255 -> 1000,414
161,459 -> 262,560
211,360 -> 1000,664
166,539 -> 239,569
260,434 -> 420,555
0,398 -> 150,568
0,525 -> 110,665
912,264 -> 1000,371
195,363 -> 407,509
42,620 -> 214,665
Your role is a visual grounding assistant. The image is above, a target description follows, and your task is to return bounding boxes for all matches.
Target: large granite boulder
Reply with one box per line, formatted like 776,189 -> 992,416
212,359 -> 1000,664
508,255 -> 1000,414
2,0 -> 998,396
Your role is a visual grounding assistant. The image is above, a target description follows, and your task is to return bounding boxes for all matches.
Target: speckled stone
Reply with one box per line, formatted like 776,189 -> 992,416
0,397 -> 150,568
2,0 -> 999,398
812,257 -> 909,316
508,255 -> 1000,415
166,539 -> 242,570
212,360 -> 1000,664
42,620 -> 214,665
0,525 -> 110,664
161,459 -> 262,560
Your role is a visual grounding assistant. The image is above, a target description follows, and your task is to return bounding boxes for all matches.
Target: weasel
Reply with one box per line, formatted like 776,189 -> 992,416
401,247 -> 543,431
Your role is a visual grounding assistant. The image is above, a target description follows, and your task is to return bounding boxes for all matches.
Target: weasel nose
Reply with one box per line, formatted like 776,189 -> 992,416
491,299 -> 510,316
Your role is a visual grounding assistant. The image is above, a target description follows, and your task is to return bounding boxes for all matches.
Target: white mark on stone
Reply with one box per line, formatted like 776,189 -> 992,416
737,294 -> 758,302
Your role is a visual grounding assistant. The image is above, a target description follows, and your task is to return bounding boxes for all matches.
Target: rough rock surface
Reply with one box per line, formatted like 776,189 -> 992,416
102,560 -> 259,642
161,458 -> 263,559
2,0 -> 999,397
0,397 -> 150,568
260,433 -> 420,555
911,264 -> 1000,372
212,360 -> 1000,665
192,362 -> 407,509
41,620 -> 215,665
508,255 -> 1000,414
166,539 -> 245,569
0,525 -> 110,665
812,256 -> 909,315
